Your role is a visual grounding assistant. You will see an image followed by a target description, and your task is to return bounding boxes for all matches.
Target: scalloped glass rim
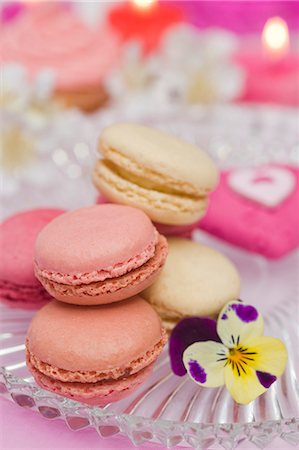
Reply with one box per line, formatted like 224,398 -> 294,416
1,105 -> 299,448
1,366 -> 299,448
1,365 -> 299,449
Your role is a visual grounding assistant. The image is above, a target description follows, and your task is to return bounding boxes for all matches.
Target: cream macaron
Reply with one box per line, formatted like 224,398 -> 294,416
142,238 -> 241,331
93,123 -> 218,226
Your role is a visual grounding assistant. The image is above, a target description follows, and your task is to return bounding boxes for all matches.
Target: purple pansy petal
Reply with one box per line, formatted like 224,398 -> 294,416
256,371 -> 277,388
231,303 -> 258,323
169,317 -> 220,376
217,300 -> 264,347
183,341 -> 226,387
188,360 -> 207,383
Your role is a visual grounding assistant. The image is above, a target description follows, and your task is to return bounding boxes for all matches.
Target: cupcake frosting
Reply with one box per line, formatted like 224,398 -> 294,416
1,5 -> 120,90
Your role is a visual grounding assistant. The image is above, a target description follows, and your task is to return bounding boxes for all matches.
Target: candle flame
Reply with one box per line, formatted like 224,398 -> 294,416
262,17 -> 289,58
131,0 -> 157,10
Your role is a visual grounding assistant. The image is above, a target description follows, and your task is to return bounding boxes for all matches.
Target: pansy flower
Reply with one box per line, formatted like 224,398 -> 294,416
169,300 -> 287,404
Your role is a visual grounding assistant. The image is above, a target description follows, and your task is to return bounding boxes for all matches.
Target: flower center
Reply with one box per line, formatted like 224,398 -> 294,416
226,347 -> 257,377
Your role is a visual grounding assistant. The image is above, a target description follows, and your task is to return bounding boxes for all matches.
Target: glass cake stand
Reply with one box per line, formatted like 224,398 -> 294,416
0,105 -> 298,449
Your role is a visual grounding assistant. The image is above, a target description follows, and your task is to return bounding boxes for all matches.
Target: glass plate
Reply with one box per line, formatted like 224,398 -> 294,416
1,105 -> 298,449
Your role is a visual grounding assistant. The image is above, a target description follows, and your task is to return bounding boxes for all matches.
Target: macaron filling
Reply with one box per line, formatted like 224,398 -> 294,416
100,157 -> 205,198
95,155 -> 208,198
0,280 -> 50,306
28,360 -> 154,404
35,234 -> 168,299
94,160 -> 207,215
100,142 -> 213,196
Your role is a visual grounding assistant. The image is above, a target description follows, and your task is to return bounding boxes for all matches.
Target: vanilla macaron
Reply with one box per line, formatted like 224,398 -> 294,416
93,123 -> 218,226
142,238 -> 241,331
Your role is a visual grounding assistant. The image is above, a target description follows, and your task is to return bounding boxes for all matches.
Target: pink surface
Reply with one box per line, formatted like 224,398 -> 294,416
1,3 -> 120,90
0,2 -> 25,23
0,208 -> 64,308
0,398 -> 294,449
200,165 -> 299,259
35,205 -> 158,284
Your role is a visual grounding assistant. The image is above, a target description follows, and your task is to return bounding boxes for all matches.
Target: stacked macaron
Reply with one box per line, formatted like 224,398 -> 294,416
17,123 -> 241,408
93,123 -> 241,332
34,205 -> 168,305
26,204 -> 168,405
93,123 -> 219,237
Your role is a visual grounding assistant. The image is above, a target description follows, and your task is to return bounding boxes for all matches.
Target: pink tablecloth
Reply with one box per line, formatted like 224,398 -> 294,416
0,398 -> 293,450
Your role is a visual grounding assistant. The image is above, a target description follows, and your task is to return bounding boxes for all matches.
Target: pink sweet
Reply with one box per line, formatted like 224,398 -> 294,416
0,4 -> 119,91
235,51 -> 299,106
34,204 -> 168,305
0,208 -> 64,309
200,165 -> 299,259
26,298 -> 167,406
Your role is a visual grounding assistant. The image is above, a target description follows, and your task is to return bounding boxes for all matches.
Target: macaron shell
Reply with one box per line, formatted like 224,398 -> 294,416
27,297 -> 164,372
37,234 -> 168,305
142,237 -> 241,318
0,208 -> 64,287
27,328 -> 166,384
28,359 -> 154,406
99,123 -> 219,193
35,204 -> 157,281
0,281 -> 50,310
93,163 -> 207,225
154,221 -> 198,239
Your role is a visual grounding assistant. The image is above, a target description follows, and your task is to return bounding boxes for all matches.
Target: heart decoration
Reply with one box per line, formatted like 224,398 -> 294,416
228,166 -> 296,208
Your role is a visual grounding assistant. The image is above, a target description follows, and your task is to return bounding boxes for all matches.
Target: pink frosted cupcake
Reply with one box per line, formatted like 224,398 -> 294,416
1,4 -> 120,112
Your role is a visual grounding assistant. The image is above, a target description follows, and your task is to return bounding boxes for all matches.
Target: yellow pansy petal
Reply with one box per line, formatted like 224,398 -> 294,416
183,341 -> 226,388
243,336 -> 288,377
224,364 -> 267,404
223,336 -> 287,404
217,300 -> 264,348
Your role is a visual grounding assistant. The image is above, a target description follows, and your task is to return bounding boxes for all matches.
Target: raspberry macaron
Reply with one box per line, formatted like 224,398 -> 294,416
0,208 -> 64,309
34,204 -> 168,305
26,297 -> 167,405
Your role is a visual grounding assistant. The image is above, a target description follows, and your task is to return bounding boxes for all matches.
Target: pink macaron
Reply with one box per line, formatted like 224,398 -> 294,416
26,297 -> 167,405
0,208 -> 64,309
34,204 -> 168,305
